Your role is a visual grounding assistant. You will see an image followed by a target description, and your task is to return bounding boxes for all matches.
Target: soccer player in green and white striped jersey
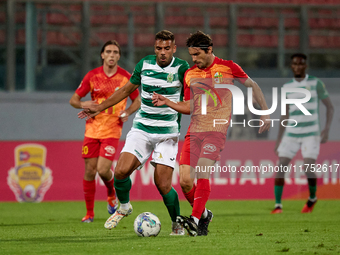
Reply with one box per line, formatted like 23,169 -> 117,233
271,53 -> 334,214
82,30 -> 190,235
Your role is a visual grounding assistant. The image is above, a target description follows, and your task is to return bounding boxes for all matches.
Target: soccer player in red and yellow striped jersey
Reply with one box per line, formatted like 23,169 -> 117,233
152,31 -> 270,236
70,40 -> 140,222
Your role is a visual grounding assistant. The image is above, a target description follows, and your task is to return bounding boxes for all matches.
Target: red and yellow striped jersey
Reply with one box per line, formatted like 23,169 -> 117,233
76,66 -> 139,139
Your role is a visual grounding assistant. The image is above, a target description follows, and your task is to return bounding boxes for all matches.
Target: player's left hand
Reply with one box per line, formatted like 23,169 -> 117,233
320,129 -> 329,143
258,115 -> 271,134
119,110 -> 129,122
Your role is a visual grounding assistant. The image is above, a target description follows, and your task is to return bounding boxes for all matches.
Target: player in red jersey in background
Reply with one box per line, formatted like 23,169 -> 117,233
69,40 -> 141,222
153,31 -> 271,236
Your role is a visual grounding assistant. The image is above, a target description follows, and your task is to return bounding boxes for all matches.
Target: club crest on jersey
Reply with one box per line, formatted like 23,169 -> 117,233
214,72 -> 223,84
7,144 -> 53,203
167,73 -> 174,83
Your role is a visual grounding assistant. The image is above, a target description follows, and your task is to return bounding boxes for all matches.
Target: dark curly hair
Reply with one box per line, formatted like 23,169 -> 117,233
186,31 -> 213,53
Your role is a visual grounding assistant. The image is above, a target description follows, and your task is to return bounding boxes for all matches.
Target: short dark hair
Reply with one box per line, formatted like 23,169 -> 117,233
101,40 -> 121,56
155,30 -> 175,42
186,31 -> 213,53
291,53 -> 307,60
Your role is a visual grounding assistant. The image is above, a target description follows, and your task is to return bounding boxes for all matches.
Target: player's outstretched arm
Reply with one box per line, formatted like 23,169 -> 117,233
243,78 -> 271,133
83,81 -> 139,113
320,97 -> 334,143
152,92 -> 191,114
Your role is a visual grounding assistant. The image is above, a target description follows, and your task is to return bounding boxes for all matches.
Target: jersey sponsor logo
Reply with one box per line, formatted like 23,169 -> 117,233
167,72 -> 174,83
203,143 -> 217,153
7,144 -> 53,203
105,146 -> 115,155
94,88 -> 101,92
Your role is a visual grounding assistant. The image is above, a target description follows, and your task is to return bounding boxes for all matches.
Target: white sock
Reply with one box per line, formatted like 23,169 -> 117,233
202,208 -> 208,219
275,203 -> 283,208
192,216 -> 199,225
308,197 -> 317,202
120,202 -> 131,210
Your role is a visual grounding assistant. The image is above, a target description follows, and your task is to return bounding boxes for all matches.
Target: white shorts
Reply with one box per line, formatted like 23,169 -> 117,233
277,136 -> 320,160
121,128 -> 179,169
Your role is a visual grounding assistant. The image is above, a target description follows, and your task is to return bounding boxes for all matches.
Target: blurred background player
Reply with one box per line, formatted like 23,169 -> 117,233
69,40 -> 141,222
272,53 -> 334,214
81,30 -> 190,234
152,31 -> 271,236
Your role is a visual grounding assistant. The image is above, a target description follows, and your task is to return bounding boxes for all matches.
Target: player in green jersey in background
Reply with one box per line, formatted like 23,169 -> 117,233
271,53 -> 334,214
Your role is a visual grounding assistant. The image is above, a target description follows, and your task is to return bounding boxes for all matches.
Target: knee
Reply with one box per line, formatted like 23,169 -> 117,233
180,176 -> 193,193
114,167 -> 130,180
84,165 -> 97,180
97,166 -> 111,178
155,179 -> 172,195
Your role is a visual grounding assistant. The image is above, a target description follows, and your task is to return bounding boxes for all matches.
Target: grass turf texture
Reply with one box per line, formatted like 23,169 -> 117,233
1,200 -> 339,255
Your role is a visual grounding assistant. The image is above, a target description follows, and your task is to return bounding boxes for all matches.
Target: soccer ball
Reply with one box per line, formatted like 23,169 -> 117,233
133,212 -> 161,237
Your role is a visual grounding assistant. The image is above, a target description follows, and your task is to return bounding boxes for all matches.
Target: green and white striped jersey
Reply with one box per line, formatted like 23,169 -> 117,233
130,55 -> 190,134
284,75 -> 329,138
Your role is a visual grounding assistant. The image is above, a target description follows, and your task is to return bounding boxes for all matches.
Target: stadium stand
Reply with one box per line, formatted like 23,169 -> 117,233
1,0 -> 340,91
2,1 -> 340,48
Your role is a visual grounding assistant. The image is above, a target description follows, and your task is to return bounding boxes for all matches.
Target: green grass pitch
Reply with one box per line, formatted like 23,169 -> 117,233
1,200 -> 339,255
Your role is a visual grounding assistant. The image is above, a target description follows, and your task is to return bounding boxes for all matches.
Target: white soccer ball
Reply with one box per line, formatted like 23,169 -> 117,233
134,212 -> 161,237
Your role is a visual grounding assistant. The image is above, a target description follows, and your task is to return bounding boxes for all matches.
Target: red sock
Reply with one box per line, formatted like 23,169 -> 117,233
192,179 -> 211,219
183,184 -> 196,207
83,179 -> 95,217
103,172 -> 115,197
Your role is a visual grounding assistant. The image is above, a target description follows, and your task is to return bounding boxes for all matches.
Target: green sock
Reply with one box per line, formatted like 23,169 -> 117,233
309,185 -> 317,199
114,176 -> 131,204
162,187 -> 180,222
274,185 -> 284,204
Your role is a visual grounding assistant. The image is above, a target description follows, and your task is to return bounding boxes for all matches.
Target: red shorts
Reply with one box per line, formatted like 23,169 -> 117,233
82,136 -> 119,161
179,132 -> 226,168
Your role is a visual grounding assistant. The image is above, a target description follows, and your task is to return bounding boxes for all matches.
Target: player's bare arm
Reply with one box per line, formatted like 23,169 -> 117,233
70,93 -> 96,109
83,81 -> 139,113
119,94 -> 141,123
320,97 -> 334,143
243,78 -> 271,133
152,92 -> 191,114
